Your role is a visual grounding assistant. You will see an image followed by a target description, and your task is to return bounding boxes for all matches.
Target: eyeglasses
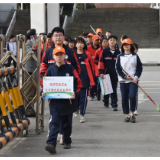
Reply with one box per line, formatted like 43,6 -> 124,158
53,35 -> 64,38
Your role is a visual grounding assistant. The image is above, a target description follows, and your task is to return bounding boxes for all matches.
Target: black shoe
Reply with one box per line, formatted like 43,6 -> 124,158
104,104 -> 109,108
63,143 -> 71,149
130,115 -> 136,123
112,108 -> 118,111
97,94 -> 101,101
45,144 -> 56,154
124,117 -> 130,122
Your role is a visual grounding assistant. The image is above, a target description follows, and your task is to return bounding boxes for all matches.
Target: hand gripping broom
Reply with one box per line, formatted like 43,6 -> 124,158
120,67 -> 160,111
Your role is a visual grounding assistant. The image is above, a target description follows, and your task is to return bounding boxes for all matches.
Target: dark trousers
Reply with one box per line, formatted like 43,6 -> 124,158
103,80 -> 118,108
77,88 -> 88,115
6,56 -> 17,68
90,77 -> 98,98
135,90 -> 138,110
120,82 -> 138,114
46,105 -> 73,146
97,76 -> 101,97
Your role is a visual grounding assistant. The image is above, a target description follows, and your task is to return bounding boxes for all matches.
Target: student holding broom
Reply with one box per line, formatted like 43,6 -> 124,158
116,38 -> 143,123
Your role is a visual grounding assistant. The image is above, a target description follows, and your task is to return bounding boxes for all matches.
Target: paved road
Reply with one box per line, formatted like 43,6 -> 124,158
0,66 -> 160,157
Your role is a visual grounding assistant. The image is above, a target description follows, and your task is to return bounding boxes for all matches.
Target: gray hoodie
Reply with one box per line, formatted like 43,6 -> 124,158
25,40 -> 37,73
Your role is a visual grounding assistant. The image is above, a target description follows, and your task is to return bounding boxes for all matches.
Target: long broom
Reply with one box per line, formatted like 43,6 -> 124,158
120,67 -> 160,111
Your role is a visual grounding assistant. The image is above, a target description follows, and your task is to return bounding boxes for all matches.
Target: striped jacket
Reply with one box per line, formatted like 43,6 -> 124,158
115,52 -> 143,83
45,62 -> 82,115
98,47 -> 120,80
40,44 -> 80,77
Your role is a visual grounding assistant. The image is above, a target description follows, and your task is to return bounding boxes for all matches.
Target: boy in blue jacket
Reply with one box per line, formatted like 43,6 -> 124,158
99,35 -> 120,111
42,46 -> 82,154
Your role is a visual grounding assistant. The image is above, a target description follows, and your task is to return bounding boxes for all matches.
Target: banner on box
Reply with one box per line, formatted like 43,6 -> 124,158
43,76 -> 73,99
98,74 -> 113,95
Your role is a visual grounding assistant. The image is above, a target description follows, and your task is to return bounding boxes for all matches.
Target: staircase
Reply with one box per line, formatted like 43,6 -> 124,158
11,10 -> 30,36
65,8 -> 160,48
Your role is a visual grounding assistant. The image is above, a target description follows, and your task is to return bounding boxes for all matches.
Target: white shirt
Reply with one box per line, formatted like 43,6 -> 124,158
8,42 -> 17,56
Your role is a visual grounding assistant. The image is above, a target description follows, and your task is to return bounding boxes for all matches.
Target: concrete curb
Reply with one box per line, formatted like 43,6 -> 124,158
142,64 -> 160,66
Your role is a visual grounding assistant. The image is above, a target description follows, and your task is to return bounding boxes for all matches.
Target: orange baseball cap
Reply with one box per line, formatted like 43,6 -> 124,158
96,28 -> 102,33
122,38 -> 133,45
92,35 -> 100,40
87,33 -> 94,37
53,46 -> 66,55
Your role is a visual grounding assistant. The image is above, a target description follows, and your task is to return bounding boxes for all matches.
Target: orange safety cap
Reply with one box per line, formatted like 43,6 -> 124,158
92,35 -> 100,40
53,46 -> 66,55
87,33 -> 93,37
96,28 -> 102,33
122,38 -> 133,45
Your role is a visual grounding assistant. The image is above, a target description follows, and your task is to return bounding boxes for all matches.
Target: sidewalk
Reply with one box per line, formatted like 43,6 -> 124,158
0,66 -> 160,157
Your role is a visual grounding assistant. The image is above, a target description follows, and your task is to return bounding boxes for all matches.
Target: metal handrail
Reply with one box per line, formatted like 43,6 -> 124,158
60,6 -> 64,15
62,3 -> 76,31
62,15 -> 68,30
5,11 -> 16,43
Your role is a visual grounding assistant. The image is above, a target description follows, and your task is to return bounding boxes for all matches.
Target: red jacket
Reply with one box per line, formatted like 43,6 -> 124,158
94,47 -> 104,76
41,41 -> 53,62
87,44 -> 101,77
75,50 -> 95,88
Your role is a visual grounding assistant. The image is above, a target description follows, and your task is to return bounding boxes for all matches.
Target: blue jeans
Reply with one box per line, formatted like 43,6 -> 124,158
46,105 -> 72,146
120,82 -> 138,114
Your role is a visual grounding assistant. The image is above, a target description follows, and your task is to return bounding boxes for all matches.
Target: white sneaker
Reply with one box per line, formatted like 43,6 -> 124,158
134,110 -> 138,115
57,133 -> 61,142
80,115 -> 85,123
94,96 -> 97,100
88,96 -> 94,101
73,111 -> 78,117
59,134 -> 64,145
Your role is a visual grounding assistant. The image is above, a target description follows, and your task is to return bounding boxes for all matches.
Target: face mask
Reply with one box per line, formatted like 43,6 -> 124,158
83,38 -> 88,42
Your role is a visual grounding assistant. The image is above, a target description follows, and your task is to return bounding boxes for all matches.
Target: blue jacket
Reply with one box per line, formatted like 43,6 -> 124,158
98,47 -> 120,81
75,51 -> 95,89
40,44 -> 80,77
45,62 -> 82,115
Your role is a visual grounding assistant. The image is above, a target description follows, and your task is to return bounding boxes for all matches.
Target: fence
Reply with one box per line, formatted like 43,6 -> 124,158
0,34 -> 46,149
0,67 -> 30,149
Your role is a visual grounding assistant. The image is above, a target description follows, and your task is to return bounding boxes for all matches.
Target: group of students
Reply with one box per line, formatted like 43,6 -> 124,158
39,26 -> 142,154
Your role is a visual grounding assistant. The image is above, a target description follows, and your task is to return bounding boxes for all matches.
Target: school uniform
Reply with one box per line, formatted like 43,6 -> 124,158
94,47 -> 104,99
87,44 -> 100,99
98,47 -> 120,108
45,62 -> 82,146
41,40 -> 53,62
116,52 -> 143,114
75,50 -> 95,115
40,44 -> 81,78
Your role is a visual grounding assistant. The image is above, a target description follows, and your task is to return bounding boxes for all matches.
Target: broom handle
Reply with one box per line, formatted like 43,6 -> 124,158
120,67 -> 157,106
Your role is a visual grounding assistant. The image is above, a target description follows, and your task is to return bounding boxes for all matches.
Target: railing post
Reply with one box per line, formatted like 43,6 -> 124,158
21,35 -> 26,85
21,3 -> 23,10
36,36 -> 41,134
16,35 -> 20,87
84,3 -> 86,10
0,35 -> 4,59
